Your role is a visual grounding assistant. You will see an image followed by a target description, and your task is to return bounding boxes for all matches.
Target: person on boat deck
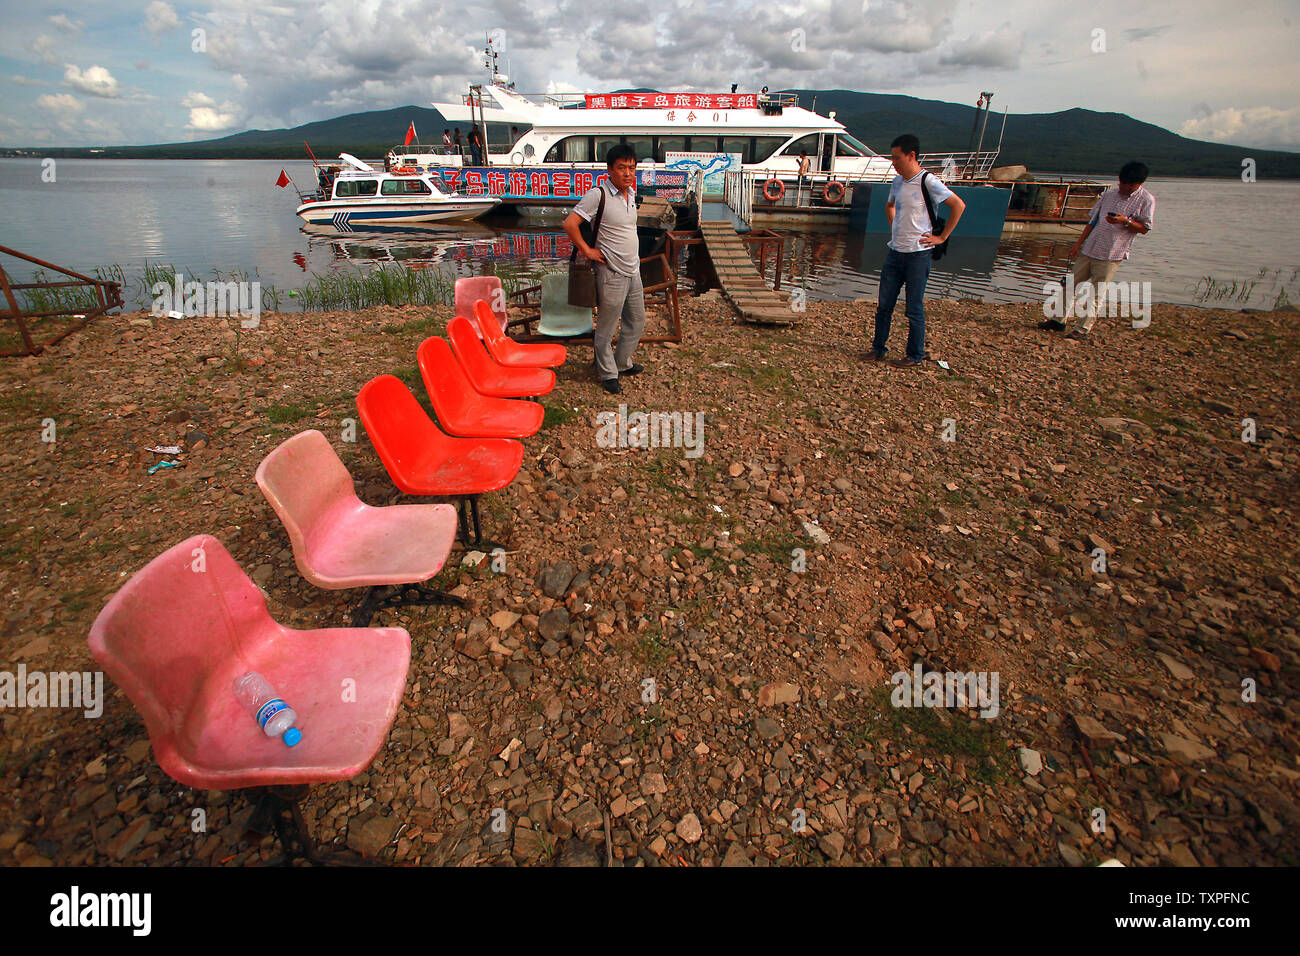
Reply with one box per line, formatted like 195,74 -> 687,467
442,129 -> 452,153
868,133 -> 966,367
453,128 -> 464,159
468,127 -> 484,166
564,144 -> 646,396
1041,161 -> 1155,340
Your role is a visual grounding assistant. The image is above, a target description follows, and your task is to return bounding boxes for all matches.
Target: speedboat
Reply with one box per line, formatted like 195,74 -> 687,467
295,153 -> 500,228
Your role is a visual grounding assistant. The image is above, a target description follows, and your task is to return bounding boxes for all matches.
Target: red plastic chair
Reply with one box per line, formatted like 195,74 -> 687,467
447,315 -> 555,399
417,337 -> 544,438
455,276 -> 506,337
474,299 -> 567,368
255,430 -> 464,625
357,374 -> 524,546
87,534 -> 411,863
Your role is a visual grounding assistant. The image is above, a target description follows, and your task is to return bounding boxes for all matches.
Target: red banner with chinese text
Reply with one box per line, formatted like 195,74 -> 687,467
584,93 -> 757,109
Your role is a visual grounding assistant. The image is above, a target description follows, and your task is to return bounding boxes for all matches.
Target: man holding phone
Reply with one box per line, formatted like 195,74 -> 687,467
1042,161 -> 1155,340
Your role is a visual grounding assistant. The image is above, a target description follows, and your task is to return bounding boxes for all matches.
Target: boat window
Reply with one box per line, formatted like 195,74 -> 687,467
836,134 -> 874,157
381,178 -> 432,195
335,179 -> 378,197
722,137 -> 751,163
781,134 -> 820,156
594,137 -> 623,164
753,136 -> 788,162
625,136 -> 655,162
656,136 -> 688,161
545,135 -> 592,163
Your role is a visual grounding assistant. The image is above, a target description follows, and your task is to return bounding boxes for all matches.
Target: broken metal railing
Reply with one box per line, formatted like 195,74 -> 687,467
0,245 -> 124,357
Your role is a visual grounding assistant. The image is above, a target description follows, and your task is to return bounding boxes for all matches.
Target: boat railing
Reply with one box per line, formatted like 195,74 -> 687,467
918,150 -> 1001,180
724,171 -> 753,225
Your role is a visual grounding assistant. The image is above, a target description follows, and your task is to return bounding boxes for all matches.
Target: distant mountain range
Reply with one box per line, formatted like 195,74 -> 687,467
6,91 -> 1297,178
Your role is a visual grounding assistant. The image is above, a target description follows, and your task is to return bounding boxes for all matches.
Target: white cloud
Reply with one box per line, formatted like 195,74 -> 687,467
32,35 -> 58,66
1180,106 -> 1300,151
64,64 -> 122,98
186,106 -> 239,131
231,73 -> 248,91
36,93 -> 85,115
9,75 -> 49,87
182,91 -> 217,108
936,27 -> 1024,69
49,14 -> 84,33
144,1 -> 182,35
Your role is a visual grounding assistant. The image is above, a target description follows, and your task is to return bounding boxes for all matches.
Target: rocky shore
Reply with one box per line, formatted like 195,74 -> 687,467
0,294 -> 1296,866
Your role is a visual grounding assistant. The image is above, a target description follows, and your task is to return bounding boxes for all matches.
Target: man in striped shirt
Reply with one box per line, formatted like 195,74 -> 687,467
1041,161 -> 1155,339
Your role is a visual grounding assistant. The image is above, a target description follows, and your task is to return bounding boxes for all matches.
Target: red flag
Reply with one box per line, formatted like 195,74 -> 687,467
404,122 -> 416,146
275,169 -> 290,188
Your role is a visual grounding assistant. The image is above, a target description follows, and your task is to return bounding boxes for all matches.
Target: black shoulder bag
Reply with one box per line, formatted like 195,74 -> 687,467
568,186 -> 607,307
920,172 -> 949,262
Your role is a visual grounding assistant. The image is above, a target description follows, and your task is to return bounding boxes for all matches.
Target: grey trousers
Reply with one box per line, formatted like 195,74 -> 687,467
593,264 -> 646,381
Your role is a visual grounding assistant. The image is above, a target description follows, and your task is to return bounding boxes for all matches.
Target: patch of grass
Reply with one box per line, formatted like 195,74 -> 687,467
381,312 -> 445,336
846,686 -> 1012,786
267,403 -> 313,424
542,401 -> 577,429
634,625 -> 673,667
746,529 -> 805,567
633,702 -> 665,743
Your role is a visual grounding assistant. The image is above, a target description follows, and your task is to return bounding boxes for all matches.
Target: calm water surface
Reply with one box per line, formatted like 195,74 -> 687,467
1,159 -> 1296,310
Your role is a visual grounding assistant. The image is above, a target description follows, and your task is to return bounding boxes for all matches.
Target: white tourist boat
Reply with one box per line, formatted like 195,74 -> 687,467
295,153 -> 500,228
382,41 -> 1004,212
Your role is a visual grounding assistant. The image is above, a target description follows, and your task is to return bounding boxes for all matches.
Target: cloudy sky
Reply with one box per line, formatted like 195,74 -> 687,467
1,0 -> 1296,150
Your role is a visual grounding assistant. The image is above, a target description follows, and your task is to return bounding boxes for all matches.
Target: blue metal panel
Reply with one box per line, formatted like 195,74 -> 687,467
854,183 -> 1011,238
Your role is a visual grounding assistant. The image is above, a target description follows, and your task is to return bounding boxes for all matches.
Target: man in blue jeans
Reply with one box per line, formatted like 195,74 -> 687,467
869,134 -> 965,367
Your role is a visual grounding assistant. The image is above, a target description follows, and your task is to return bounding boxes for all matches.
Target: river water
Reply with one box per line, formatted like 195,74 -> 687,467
1,158 -> 1296,311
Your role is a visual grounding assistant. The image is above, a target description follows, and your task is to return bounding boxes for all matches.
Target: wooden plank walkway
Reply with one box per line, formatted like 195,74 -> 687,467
698,220 -> 795,326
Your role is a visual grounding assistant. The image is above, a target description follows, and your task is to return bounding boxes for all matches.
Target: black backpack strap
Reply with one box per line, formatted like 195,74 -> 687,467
593,183 -> 606,241
920,171 -> 940,234
571,185 -> 608,262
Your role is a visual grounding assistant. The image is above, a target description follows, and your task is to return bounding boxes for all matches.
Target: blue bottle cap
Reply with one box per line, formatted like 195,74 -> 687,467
283,727 -> 302,747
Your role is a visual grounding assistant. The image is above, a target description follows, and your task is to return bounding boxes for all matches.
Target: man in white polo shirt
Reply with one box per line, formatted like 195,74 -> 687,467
565,144 -> 645,395
869,134 -> 966,367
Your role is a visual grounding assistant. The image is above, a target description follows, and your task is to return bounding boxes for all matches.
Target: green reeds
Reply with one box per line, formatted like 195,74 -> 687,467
13,266 -> 122,314
291,264 -> 458,311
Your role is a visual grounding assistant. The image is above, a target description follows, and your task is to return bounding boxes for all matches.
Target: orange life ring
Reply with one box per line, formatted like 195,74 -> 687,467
762,178 -> 785,202
823,180 -> 845,204
394,166 -> 415,175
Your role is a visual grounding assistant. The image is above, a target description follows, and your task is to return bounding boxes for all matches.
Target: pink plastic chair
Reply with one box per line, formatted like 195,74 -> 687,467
417,337 -> 544,438
255,430 -> 464,625
455,276 -> 506,337
87,534 -> 411,794
447,315 -> 556,399
473,299 -> 567,369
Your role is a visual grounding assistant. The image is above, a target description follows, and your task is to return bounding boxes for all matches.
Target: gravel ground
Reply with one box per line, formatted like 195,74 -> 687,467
1,293 -> 1297,867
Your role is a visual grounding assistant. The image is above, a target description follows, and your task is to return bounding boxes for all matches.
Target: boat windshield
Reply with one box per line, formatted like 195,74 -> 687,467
837,133 -> 876,157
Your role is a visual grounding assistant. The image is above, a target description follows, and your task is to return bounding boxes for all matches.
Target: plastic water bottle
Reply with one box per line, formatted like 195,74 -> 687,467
233,672 -> 302,746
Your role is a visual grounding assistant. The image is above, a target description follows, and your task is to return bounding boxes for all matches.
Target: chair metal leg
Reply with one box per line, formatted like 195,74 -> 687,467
351,582 -> 467,627
243,785 -> 379,866
456,495 -> 508,552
